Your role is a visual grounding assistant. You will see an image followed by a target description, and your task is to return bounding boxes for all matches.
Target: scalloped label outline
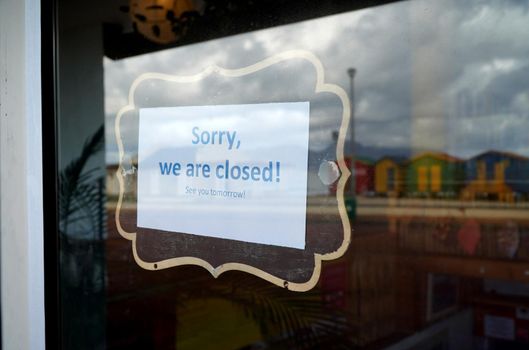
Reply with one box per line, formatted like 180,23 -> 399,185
114,50 -> 351,292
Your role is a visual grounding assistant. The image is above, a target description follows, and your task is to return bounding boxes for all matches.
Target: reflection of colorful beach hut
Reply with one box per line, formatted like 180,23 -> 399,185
329,157 -> 375,195
355,158 -> 374,195
406,152 -> 463,197
375,156 -> 406,196
462,150 -> 529,202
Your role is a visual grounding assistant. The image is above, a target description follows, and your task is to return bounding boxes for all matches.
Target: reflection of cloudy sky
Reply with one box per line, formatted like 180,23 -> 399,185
104,0 -> 529,163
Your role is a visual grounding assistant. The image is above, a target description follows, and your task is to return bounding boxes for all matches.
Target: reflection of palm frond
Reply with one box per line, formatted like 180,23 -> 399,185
58,126 -> 106,348
225,283 -> 355,349
182,273 -> 356,350
59,125 -> 104,237
122,270 -> 356,349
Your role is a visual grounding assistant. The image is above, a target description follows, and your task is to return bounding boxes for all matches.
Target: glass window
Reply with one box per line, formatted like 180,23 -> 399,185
54,0 -> 529,349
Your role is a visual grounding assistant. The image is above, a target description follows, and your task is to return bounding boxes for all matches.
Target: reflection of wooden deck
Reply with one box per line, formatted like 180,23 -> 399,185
356,197 -> 529,209
104,204 -> 529,348
108,196 -> 529,220
358,205 -> 529,220
399,255 -> 529,283
306,196 -> 529,220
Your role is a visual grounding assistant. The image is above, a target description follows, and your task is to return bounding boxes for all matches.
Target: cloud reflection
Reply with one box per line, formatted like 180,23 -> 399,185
104,0 -> 529,164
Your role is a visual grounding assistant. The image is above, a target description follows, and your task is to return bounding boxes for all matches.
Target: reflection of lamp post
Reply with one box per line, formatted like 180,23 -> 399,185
347,68 -> 356,197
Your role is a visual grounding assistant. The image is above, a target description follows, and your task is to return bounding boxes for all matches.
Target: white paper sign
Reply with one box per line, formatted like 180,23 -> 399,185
137,102 -> 310,249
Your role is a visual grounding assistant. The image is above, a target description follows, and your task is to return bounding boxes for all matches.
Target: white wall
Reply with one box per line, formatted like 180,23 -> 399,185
0,0 -> 45,349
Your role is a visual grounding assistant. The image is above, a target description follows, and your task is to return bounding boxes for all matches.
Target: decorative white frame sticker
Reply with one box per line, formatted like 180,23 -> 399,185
114,50 -> 351,291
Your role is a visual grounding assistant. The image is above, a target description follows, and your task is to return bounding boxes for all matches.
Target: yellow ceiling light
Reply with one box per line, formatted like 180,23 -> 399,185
130,0 -> 197,44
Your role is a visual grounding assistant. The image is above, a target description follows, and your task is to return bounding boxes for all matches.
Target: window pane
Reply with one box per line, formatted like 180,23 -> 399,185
55,1 -> 529,349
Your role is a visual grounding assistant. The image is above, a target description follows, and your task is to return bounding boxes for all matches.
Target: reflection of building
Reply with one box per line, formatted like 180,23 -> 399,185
106,164 -> 120,197
106,163 -> 138,199
462,151 -> 529,202
366,150 -> 529,201
375,156 -> 407,197
406,152 -> 463,198
354,158 -> 375,195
